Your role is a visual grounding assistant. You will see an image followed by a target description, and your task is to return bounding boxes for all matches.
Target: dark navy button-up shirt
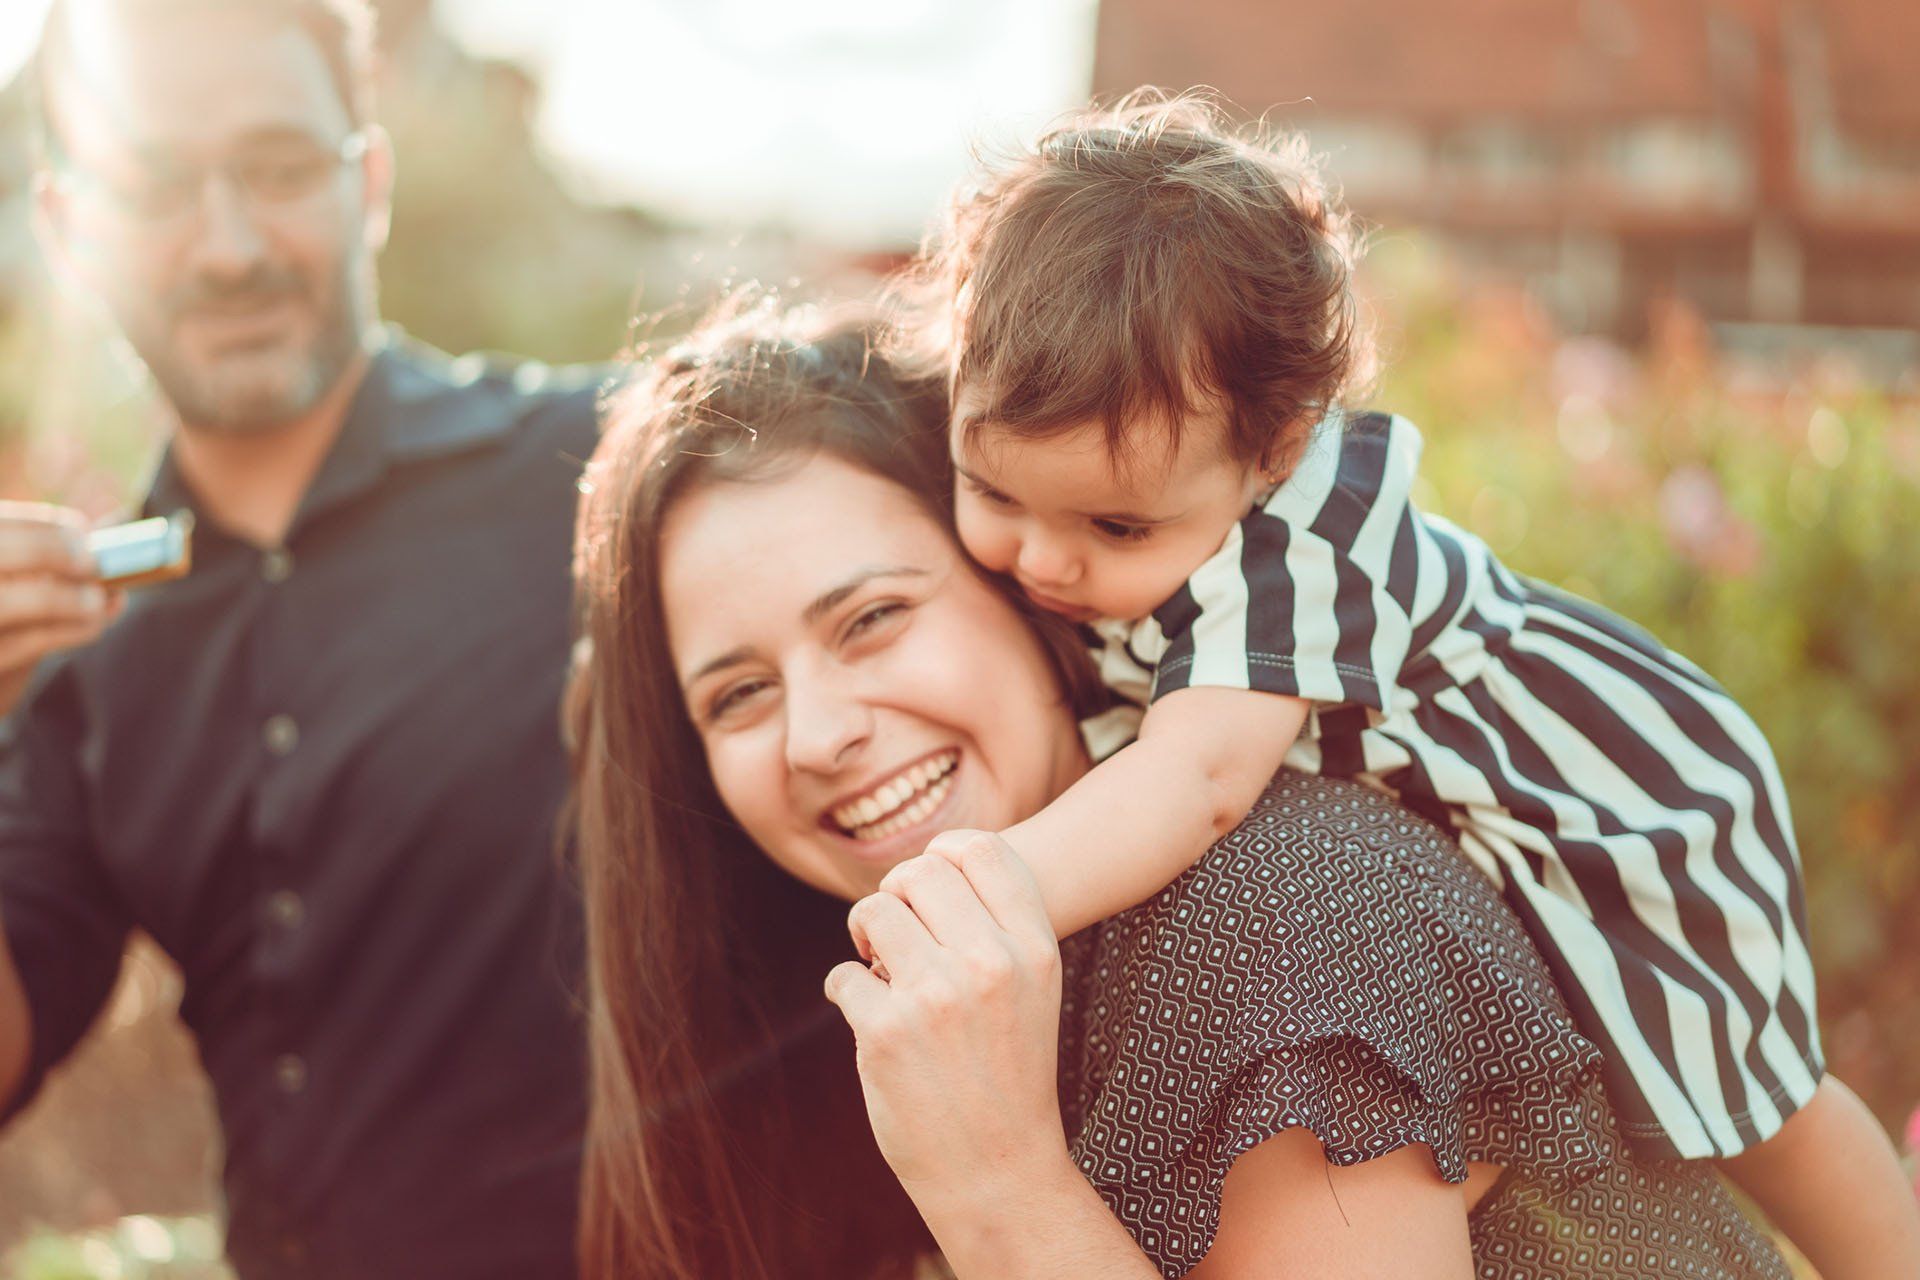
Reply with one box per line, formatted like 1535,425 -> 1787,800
0,336 -> 602,1278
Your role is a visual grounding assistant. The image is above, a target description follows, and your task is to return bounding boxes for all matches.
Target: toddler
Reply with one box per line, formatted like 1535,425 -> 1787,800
913,92 -> 1920,1278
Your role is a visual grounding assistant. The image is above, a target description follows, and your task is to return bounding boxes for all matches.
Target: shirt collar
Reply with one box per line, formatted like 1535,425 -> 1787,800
142,329 -> 523,527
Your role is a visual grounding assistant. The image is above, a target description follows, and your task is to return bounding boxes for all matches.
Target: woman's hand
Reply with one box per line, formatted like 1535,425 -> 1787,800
825,833 -> 1069,1204
827,837 -> 1167,1278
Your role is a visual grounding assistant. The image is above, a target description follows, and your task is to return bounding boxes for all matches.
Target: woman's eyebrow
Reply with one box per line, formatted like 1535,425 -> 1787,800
802,565 -> 930,625
683,646 -> 753,691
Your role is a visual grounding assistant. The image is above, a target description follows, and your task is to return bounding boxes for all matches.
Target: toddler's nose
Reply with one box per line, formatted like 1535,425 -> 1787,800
1016,535 -> 1080,588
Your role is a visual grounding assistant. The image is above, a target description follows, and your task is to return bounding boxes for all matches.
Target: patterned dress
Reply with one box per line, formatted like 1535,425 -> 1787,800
1088,410 -> 1821,1160
1058,772 -> 1791,1278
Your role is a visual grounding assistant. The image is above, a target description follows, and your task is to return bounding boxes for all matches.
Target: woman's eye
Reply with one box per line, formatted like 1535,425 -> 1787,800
708,678 -> 772,721
1093,518 -> 1155,544
845,601 -> 907,640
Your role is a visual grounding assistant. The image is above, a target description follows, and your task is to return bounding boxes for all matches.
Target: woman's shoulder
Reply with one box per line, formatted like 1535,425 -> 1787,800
1113,771 -> 1534,978
1064,772 -> 1572,1077
1056,771 -> 1614,1275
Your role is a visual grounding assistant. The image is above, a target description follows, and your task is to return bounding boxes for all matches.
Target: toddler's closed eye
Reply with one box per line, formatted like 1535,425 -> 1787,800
1093,518 -> 1155,543
967,478 -> 1016,507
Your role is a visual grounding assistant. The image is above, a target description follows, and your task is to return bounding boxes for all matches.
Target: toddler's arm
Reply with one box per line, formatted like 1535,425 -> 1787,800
985,686 -> 1309,938
1719,1075 -> 1920,1280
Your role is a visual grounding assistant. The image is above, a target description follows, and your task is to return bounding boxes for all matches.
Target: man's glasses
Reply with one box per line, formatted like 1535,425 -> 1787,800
52,131 -> 369,224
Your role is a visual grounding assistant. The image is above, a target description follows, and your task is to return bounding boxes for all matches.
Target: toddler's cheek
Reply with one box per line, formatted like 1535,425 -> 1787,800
1097,557 -> 1193,621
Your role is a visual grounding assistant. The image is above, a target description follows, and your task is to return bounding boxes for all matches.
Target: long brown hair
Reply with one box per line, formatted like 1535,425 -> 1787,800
571,298 -> 1016,1279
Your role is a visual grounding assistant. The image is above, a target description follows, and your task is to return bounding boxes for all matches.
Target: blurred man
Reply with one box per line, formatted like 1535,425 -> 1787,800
0,0 -> 595,1273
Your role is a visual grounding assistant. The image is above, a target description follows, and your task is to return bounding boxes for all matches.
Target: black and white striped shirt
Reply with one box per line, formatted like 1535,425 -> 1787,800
1085,409 -> 1823,1161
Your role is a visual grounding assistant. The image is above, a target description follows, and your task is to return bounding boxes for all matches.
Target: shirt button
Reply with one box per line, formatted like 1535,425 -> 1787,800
265,890 -> 306,930
273,1053 -> 308,1095
261,547 -> 294,583
263,715 -> 299,756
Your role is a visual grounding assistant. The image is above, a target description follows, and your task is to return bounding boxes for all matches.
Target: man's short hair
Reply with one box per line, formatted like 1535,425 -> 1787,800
29,0 -> 378,158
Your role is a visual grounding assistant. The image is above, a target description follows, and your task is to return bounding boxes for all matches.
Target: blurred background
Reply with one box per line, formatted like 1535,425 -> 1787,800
0,0 -> 1915,1273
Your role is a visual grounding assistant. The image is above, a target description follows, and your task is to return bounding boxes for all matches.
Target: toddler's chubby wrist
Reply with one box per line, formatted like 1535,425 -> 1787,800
920,827 -> 1021,871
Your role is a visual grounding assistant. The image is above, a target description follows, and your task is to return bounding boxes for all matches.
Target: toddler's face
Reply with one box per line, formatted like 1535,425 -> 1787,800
948,385 -> 1266,623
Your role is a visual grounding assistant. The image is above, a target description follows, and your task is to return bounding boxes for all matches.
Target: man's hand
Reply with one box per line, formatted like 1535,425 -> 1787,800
0,503 -> 119,718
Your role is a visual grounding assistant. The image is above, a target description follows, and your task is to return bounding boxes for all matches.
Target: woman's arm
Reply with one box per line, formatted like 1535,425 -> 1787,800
908,1147 -> 1163,1279
1188,1134 -> 1473,1280
827,836 -> 1474,1280
918,1130 -> 1474,1280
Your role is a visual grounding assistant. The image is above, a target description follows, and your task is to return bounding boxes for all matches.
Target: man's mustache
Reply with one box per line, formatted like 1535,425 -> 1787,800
167,267 -> 308,315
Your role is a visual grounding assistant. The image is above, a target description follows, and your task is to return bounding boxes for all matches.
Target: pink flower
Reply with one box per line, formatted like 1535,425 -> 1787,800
1658,466 -> 1762,578
1552,338 -> 1638,413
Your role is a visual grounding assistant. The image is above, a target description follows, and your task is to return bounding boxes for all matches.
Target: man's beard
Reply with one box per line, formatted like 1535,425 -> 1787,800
126,257 -> 369,437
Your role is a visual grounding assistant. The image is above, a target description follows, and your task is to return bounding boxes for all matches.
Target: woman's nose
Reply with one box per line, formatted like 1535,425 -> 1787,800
783,668 -> 872,775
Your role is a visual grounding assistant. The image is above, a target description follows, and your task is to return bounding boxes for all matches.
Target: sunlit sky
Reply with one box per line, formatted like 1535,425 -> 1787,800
1,0 -> 1099,245
0,1 -> 50,101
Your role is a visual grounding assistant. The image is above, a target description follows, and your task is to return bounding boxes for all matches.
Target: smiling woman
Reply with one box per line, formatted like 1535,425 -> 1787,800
569,297 -> 1101,1278
661,453 -> 1081,902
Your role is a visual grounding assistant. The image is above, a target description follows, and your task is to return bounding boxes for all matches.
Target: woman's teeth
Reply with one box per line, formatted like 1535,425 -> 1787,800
832,752 -> 958,840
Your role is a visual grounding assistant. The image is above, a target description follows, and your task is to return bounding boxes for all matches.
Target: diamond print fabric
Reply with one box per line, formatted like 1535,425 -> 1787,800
1056,772 -> 1789,1278
1469,1154 -> 1792,1279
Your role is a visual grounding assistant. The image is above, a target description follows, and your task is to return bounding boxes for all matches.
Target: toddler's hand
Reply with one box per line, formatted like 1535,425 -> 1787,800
848,828 -> 1005,969
920,827 -> 1002,871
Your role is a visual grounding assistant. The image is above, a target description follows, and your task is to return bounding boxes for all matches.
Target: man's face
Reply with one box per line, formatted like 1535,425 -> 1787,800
36,3 -> 390,434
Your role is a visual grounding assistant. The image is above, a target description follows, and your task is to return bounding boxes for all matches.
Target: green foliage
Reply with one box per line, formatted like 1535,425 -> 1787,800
374,63 -> 671,366
1362,233 -> 1920,1125
4,1216 -> 230,1280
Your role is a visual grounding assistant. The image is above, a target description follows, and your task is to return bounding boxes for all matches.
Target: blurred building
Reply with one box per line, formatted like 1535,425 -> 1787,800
1094,0 -> 1920,337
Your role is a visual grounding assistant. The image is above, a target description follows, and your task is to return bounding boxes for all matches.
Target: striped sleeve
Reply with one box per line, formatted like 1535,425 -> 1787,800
1147,413 -> 1422,710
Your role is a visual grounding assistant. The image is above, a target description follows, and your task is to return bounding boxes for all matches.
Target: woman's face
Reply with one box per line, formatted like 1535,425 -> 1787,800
660,452 -> 1088,902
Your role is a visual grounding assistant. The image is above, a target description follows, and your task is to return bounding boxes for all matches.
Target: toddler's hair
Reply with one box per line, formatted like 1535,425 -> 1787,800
918,88 -> 1372,475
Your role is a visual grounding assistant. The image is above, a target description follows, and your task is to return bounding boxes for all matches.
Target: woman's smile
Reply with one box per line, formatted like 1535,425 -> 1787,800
824,747 -> 960,843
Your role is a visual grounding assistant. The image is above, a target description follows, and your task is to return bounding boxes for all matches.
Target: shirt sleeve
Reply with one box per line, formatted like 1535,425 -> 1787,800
1057,773 -> 1615,1277
0,662 -> 132,1124
1146,412 -> 1422,711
